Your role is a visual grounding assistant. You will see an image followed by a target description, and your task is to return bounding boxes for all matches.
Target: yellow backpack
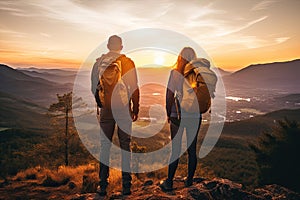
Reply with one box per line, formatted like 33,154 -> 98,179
95,54 -> 129,109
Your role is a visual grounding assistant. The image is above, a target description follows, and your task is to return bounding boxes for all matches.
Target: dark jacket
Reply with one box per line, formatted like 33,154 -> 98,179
166,69 -> 183,119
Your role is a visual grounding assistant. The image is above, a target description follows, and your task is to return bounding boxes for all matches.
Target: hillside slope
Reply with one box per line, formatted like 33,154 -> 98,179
0,64 -> 72,106
0,91 -> 49,130
18,69 -> 76,84
221,108 -> 300,138
223,59 -> 300,92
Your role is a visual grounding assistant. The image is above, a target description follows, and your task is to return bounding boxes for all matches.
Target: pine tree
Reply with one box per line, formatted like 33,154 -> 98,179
48,92 -> 86,166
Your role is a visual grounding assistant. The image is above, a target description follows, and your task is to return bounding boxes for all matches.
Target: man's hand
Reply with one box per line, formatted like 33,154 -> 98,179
131,113 -> 138,122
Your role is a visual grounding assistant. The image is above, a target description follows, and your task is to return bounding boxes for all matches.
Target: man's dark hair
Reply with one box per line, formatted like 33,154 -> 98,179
107,35 -> 122,51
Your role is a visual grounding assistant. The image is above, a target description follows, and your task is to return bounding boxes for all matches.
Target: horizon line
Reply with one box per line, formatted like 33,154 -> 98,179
1,57 -> 299,73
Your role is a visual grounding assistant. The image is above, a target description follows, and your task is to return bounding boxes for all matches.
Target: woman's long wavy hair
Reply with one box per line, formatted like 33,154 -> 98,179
175,47 -> 197,74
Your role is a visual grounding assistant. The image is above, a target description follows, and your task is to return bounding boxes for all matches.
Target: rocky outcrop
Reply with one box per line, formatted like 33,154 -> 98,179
69,177 -> 300,200
254,184 -> 300,200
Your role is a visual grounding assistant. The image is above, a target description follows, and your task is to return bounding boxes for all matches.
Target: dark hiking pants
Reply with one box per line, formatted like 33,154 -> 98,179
99,109 -> 132,189
167,117 -> 201,182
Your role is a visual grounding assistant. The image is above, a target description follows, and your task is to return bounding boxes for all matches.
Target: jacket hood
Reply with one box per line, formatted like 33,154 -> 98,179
184,58 -> 211,76
96,53 -> 126,62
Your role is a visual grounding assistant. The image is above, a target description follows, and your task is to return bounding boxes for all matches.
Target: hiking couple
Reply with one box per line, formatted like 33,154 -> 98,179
91,35 -> 217,196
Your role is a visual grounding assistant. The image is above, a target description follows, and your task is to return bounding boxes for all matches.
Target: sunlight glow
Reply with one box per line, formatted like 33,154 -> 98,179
0,1 -> 299,70
127,49 -> 177,68
154,55 -> 165,66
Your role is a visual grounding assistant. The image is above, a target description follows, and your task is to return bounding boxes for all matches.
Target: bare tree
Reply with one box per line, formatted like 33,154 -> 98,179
48,92 -> 86,166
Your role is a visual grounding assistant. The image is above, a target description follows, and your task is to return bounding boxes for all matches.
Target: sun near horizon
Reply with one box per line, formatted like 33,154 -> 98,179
0,1 -> 299,71
2,35 -> 299,71
3,54 -> 299,73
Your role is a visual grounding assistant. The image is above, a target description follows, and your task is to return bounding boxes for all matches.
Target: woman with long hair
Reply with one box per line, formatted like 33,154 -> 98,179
161,47 -> 202,190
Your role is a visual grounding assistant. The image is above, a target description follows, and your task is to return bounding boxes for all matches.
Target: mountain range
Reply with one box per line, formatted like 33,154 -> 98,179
223,59 -> 300,93
1,59 -> 298,104
17,68 -> 77,84
0,64 -> 72,107
0,60 -> 300,196
0,59 -> 299,129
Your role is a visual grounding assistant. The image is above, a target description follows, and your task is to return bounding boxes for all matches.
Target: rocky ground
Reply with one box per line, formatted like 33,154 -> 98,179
68,177 -> 300,200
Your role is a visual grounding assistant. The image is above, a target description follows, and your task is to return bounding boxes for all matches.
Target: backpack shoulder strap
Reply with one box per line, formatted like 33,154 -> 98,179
116,54 -> 136,77
183,62 -> 195,77
193,68 -> 205,84
117,54 -> 126,59
113,54 -> 126,73
97,54 -> 122,73
96,54 -> 105,62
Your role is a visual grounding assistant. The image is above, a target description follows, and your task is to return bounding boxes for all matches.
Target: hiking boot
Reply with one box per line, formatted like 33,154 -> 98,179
96,185 -> 107,196
122,187 -> 131,195
159,179 -> 173,191
184,177 -> 193,187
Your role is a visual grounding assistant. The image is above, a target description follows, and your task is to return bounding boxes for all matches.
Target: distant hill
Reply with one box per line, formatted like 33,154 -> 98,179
17,67 -> 78,74
0,64 -> 72,106
18,69 -> 76,84
0,91 -> 49,130
215,68 -> 232,77
275,93 -> 300,103
223,59 -> 300,92
221,108 -> 300,139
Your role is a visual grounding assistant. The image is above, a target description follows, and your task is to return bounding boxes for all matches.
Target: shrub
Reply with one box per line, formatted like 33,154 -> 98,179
250,119 -> 300,192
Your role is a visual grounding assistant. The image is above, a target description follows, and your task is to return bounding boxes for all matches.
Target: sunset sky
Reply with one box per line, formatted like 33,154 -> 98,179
0,0 -> 299,71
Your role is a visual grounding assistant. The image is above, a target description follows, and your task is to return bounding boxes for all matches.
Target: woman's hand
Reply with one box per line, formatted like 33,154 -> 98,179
131,113 -> 138,122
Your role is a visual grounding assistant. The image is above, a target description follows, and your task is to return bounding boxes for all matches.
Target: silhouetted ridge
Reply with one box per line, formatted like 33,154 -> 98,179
232,59 -> 300,76
216,67 -> 232,76
0,64 -> 61,84
223,59 -> 300,92
0,64 -> 34,80
0,64 -> 72,106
